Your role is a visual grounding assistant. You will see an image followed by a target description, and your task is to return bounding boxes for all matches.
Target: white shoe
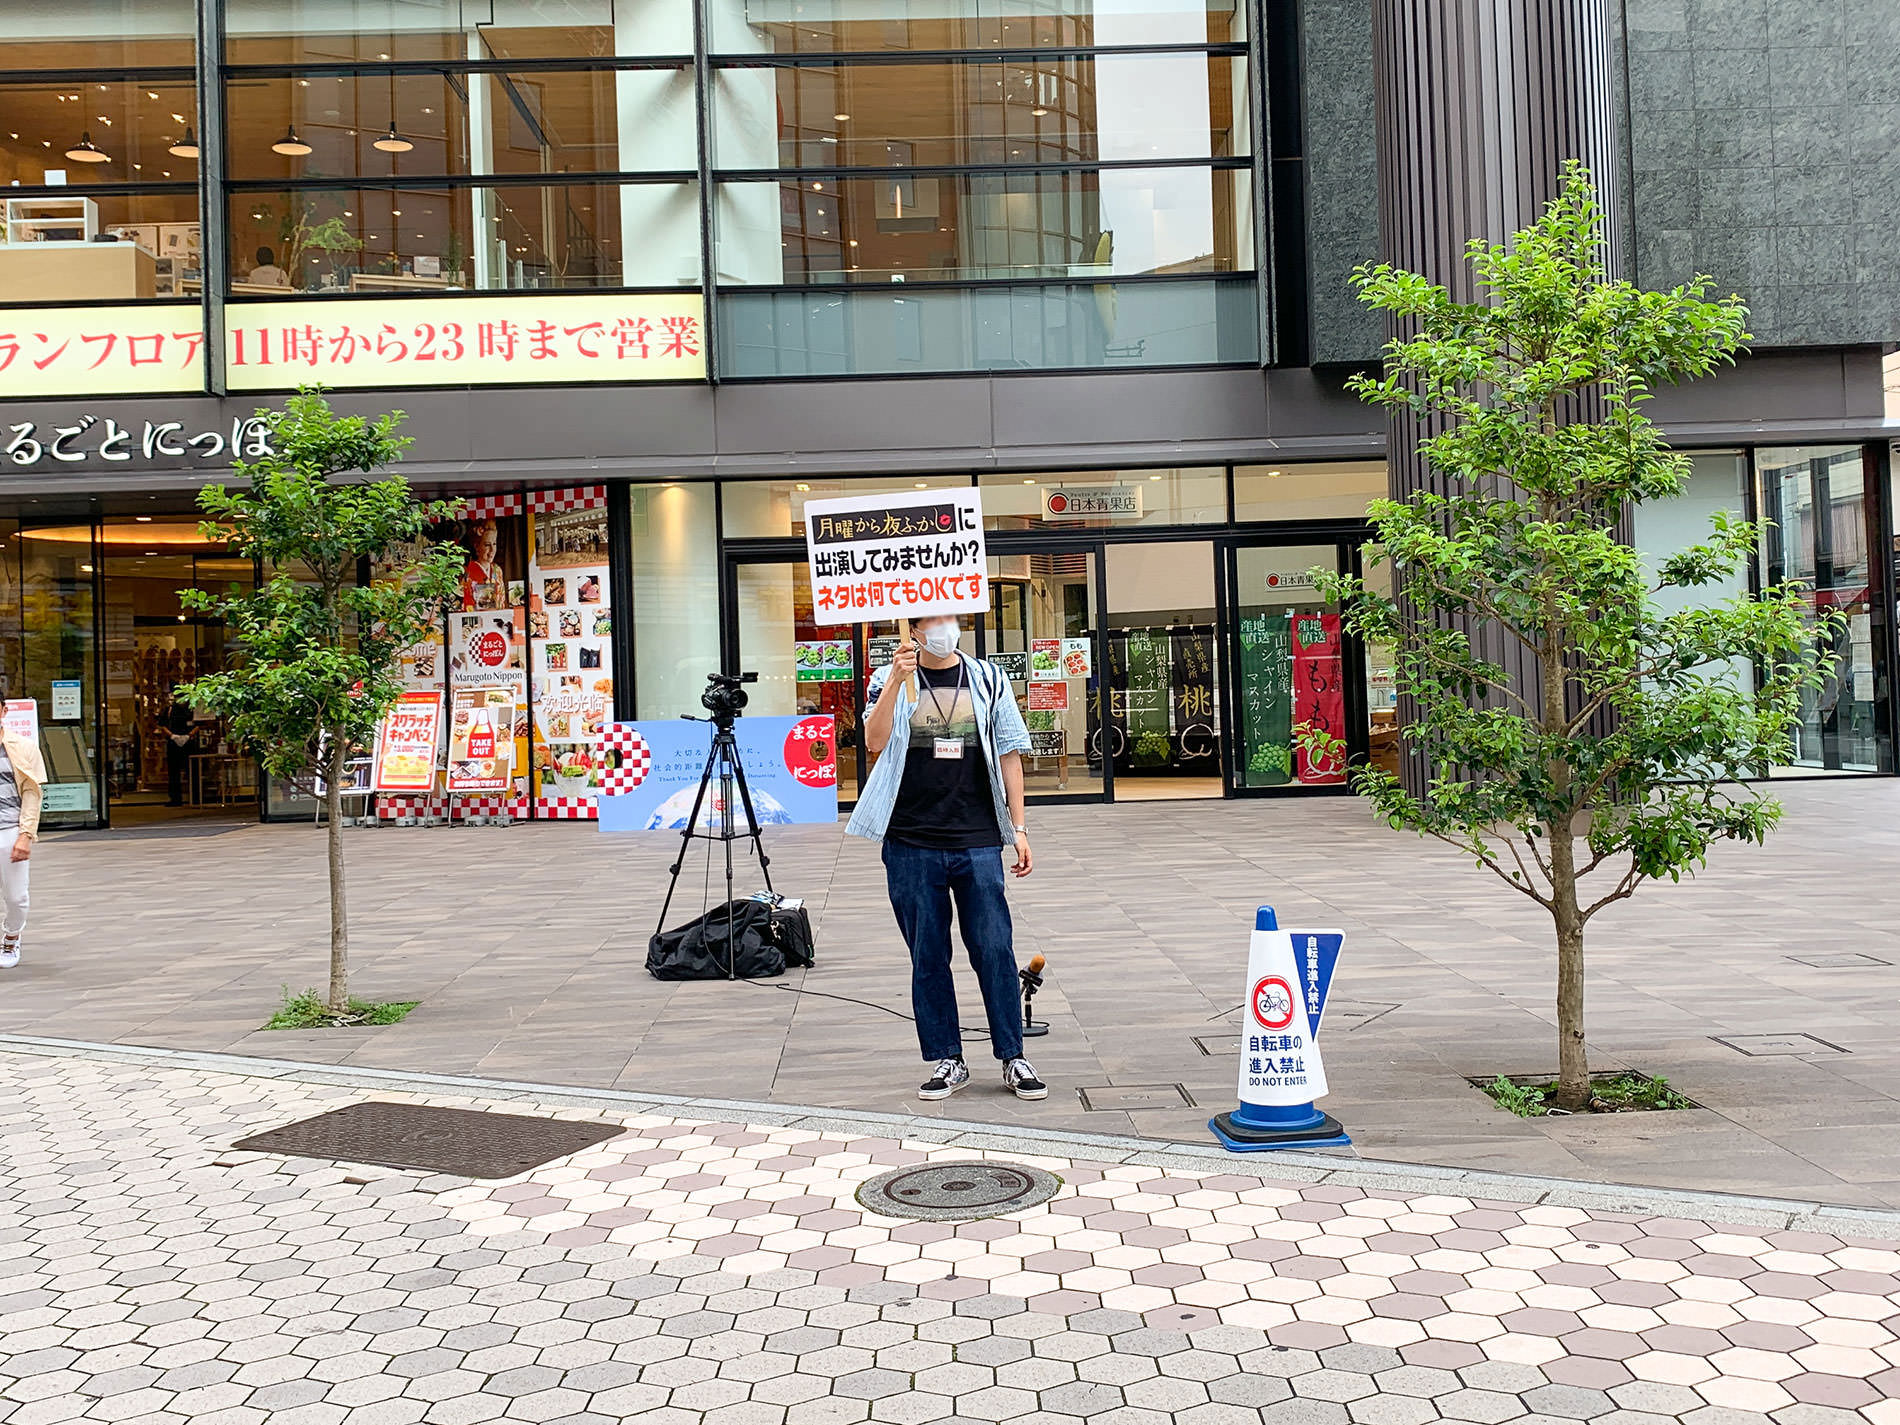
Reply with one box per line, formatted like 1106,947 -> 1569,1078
0,935 -> 20,969
918,1057 -> 970,1101
1003,1057 -> 1048,1101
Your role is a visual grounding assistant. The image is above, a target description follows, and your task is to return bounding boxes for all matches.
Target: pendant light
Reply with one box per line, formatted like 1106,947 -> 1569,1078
167,126 -> 199,159
271,125 -> 312,156
64,131 -> 110,163
372,120 -> 412,154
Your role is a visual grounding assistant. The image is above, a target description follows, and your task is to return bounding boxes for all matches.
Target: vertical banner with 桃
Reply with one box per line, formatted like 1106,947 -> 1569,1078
803,487 -> 987,626
527,488 -> 615,818
1238,613 -> 1293,786
1292,612 -> 1346,784
1170,627 -> 1217,767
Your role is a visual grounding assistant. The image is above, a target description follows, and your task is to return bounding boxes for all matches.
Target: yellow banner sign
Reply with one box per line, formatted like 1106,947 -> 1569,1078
224,292 -> 705,389
0,304 -> 205,399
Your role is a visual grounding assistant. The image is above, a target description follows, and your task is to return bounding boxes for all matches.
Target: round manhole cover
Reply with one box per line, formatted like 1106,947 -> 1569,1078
856,1160 -> 1060,1221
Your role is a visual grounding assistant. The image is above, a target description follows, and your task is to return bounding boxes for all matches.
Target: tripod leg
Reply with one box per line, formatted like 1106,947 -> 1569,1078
724,735 -> 775,897
721,761 -> 737,980
655,739 -> 723,939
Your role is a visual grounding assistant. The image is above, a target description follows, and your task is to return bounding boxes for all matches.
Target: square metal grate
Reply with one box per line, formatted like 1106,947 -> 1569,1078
232,1101 -> 627,1179
1077,1083 -> 1196,1111
1710,1033 -> 1849,1057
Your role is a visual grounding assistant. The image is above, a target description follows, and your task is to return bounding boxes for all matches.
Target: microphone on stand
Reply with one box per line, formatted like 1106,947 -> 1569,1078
1020,954 -> 1048,1038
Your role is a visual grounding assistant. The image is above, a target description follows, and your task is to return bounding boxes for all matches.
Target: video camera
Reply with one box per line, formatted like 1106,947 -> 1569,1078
700,670 -> 758,726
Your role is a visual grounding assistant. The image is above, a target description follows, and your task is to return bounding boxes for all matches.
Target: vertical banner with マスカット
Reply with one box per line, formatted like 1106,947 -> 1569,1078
595,716 -> 840,832
803,488 -> 988,633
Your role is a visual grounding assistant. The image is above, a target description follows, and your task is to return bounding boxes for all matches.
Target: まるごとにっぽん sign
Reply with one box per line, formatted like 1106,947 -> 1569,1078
802,488 -> 987,625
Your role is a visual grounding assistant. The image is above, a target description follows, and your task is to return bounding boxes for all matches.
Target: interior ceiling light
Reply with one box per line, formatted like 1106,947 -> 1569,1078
64,131 -> 109,163
373,121 -> 413,153
272,125 -> 312,156
167,125 -> 199,158
833,113 -> 850,122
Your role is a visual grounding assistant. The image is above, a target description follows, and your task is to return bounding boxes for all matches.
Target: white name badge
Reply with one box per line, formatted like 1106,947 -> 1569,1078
933,737 -> 964,760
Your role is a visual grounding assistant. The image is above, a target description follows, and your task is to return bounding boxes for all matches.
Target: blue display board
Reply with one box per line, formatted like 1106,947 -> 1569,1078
597,715 -> 839,832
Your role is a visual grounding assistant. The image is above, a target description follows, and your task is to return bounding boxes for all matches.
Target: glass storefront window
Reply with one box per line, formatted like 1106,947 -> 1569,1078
223,68 -> 696,183
1233,462 -> 1388,523
711,0 -> 1245,54
630,483 -> 720,720
1755,444 -> 1889,773
980,469 -> 1227,529
10,2 -> 195,69
17,519 -> 100,828
225,180 -> 699,293
716,166 -> 1250,285
982,550 -> 1102,798
225,0 -> 691,63
721,475 -> 973,539
1,75 -> 200,305
717,277 -> 1258,376
712,54 -> 1248,169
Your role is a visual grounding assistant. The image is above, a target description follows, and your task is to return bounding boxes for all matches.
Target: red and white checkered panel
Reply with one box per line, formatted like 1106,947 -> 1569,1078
597,725 -> 651,796
527,485 -> 607,514
375,794 -> 528,821
535,795 -> 598,820
462,492 -> 524,518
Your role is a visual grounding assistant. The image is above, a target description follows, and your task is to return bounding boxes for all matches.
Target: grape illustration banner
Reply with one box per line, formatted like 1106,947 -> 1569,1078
595,715 -> 839,832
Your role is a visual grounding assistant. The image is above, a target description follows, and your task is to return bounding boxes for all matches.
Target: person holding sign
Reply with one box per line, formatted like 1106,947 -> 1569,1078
846,616 -> 1045,1103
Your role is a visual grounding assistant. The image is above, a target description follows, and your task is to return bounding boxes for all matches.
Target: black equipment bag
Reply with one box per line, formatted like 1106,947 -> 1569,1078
767,905 -> 816,968
647,899 -> 786,980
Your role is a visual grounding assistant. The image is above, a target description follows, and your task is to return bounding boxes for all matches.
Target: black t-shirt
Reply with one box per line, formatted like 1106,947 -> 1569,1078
885,659 -> 1002,849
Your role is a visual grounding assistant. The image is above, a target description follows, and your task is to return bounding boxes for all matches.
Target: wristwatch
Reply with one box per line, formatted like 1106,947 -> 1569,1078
1012,824 -> 1028,836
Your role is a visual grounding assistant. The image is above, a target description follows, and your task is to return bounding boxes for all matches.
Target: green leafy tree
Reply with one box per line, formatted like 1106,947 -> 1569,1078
1320,168 -> 1838,1111
180,390 -> 464,1016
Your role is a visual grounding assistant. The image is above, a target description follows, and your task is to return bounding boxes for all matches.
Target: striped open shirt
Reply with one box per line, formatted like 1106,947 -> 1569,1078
844,654 -> 1032,844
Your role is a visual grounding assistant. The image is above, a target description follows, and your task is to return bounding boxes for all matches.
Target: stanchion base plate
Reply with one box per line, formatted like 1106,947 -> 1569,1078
1208,1111 -> 1351,1152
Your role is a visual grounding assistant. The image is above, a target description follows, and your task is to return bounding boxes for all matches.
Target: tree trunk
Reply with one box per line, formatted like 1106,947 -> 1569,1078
325,734 -> 350,1015
1548,822 -> 1590,1110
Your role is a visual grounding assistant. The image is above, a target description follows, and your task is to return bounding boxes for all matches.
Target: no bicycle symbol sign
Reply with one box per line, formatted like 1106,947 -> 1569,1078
1251,976 -> 1296,1031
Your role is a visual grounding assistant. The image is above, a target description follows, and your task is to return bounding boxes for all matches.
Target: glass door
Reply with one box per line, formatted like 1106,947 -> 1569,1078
731,556 -> 890,805
979,546 -> 1102,801
1226,541 -> 1363,793
1099,541 -> 1222,800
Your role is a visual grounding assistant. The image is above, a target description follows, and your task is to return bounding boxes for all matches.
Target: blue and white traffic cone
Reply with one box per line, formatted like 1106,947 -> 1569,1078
1208,907 -> 1351,1152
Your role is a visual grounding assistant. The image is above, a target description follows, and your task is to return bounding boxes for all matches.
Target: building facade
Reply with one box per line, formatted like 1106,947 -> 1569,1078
0,0 -> 1894,829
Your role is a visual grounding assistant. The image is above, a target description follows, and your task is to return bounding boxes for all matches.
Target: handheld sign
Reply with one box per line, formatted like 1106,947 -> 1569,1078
1209,906 -> 1351,1152
804,487 -> 987,698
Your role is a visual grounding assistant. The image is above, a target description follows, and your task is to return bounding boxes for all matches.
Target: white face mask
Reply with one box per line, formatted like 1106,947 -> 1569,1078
919,623 -> 959,658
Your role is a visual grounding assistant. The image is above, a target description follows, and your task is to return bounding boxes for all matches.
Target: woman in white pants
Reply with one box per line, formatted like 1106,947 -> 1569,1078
0,727 -> 44,969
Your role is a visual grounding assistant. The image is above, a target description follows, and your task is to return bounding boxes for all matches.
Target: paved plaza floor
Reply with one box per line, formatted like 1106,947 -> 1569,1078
3,1037 -> 1899,1425
9,779 -> 1899,1211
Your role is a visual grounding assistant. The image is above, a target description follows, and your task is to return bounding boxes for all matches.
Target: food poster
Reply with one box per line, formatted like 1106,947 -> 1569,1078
1292,612 -> 1347,784
1169,628 -> 1218,767
1028,639 -> 1062,679
371,533 -> 452,778
1238,612 -> 1294,786
372,690 -> 442,793
795,639 -> 853,682
527,493 -> 614,811
1059,638 -> 1092,679
1027,679 -> 1069,712
446,502 -> 531,803
447,686 -> 518,791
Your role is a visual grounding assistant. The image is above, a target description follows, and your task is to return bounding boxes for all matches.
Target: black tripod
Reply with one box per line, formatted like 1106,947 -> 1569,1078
652,711 -> 774,978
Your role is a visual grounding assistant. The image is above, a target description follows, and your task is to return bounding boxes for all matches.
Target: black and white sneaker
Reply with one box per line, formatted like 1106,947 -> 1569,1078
1003,1058 -> 1047,1100
919,1057 -> 970,1101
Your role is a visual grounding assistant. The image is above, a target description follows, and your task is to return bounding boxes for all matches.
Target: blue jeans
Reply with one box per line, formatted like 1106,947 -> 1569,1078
881,840 -> 1025,1063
